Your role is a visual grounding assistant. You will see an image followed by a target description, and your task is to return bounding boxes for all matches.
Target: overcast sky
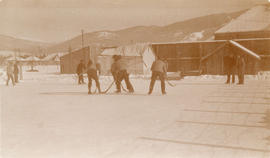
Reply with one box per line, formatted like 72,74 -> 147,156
0,0 -> 269,42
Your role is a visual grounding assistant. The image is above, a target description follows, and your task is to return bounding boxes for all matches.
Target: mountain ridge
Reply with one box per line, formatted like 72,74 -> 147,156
0,9 -> 246,55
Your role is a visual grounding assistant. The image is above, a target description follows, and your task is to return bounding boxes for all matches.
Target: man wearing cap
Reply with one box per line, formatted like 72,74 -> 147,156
148,57 -> 167,95
113,55 -> 134,93
87,59 -> 101,94
76,60 -> 85,84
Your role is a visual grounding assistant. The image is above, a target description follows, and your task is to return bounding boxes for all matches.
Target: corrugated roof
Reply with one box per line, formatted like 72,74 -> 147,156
216,5 -> 270,34
100,43 -> 149,56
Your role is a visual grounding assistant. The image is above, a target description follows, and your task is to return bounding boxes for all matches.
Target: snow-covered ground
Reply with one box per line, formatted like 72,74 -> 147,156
1,65 -> 270,158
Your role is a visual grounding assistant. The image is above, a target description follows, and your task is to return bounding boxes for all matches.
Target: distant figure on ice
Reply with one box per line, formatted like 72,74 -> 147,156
76,60 -> 85,84
224,53 -> 236,84
112,55 -> 134,93
87,59 -> 101,94
236,55 -> 246,85
13,62 -> 19,83
6,62 -> 15,86
148,57 -> 167,95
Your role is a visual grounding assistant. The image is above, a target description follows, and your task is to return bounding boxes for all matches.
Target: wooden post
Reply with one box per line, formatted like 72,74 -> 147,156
199,43 -> 203,75
81,29 -> 86,61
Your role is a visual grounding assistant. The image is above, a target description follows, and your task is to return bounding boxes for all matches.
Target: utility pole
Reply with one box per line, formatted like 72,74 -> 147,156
81,29 -> 84,49
81,29 -> 86,61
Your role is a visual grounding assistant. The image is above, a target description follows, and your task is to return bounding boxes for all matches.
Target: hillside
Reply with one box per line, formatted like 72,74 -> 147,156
0,10 -> 246,55
46,10 -> 245,53
0,35 -> 51,55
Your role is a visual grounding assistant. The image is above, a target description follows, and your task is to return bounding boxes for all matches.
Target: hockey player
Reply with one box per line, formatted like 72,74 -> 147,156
86,59 -> 101,94
13,62 -> 19,83
112,55 -> 134,93
148,57 -> 167,95
76,60 -> 85,84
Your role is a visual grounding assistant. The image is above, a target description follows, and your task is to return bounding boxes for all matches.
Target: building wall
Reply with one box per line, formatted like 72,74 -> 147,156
60,47 -> 90,74
152,39 -> 270,75
97,56 -> 144,76
142,47 -> 156,75
98,56 -> 113,76
215,31 -> 270,40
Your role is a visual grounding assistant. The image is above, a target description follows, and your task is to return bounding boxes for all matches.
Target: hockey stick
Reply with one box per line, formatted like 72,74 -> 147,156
120,83 -> 129,92
166,80 -> 176,87
100,80 -> 115,94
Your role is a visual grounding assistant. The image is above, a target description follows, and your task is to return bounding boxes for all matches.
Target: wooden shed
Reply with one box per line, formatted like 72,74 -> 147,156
60,46 -> 101,74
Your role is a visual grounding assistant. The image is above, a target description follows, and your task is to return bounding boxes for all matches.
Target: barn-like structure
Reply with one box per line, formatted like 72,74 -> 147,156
152,38 -> 269,75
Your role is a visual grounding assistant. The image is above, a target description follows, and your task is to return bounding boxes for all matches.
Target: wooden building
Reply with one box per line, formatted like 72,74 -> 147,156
150,4 -> 270,76
151,38 -> 270,75
60,46 -> 101,74
215,5 -> 270,40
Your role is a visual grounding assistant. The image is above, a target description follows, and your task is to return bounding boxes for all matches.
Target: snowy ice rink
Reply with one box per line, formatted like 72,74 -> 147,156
1,66 -> 270,158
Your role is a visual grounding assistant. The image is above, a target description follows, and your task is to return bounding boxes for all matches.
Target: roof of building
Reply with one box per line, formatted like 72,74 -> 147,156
25,56 -> 41,61
100,43 -> 149,56
41,53 -> 60,61
215,5 -> 270,34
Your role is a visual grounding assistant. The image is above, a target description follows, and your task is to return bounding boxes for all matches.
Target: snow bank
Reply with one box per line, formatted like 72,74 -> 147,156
0,67 -> 7,85
97,32 -> 117,39
183,31 -> 204,41
183,73 -> 270,81
174,32 -> 184,37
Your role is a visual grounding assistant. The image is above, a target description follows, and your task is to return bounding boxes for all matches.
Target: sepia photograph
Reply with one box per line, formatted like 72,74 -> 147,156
0,0 -> 270,158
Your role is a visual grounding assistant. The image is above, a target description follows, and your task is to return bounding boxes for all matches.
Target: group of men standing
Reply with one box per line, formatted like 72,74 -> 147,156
6,61 -> 20,86
76,55 -> 168,95
224,53 -> 246,85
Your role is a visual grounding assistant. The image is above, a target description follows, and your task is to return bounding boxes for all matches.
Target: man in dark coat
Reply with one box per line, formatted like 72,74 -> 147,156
76,60 -> 85,84
13,62 -> 19,83
224,54 -> 236,84
87,59 -> 101,94
148,57 -> 167,95
112,55 -> 134,93
236,55 -> 246,85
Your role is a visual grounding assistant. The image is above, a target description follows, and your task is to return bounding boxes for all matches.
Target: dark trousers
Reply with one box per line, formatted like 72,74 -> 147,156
87,70 -> 101,93
238,72 -> 245,84
77,73 -> 84,84
116,70 -> 134,92
226,67 -> 235,83
6,73 -> 15,86
14,73 -> 19,83
149,71 -> 165,94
